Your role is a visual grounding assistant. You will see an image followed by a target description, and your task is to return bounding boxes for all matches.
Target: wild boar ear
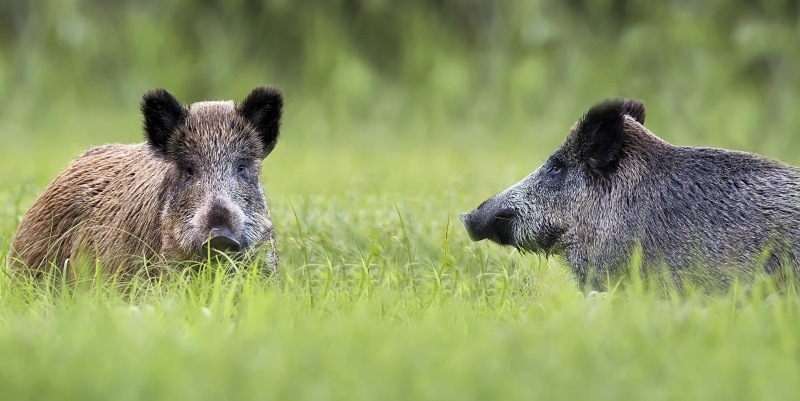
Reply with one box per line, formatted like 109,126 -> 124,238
571,98 -> 645,171
621,98 -> 646,124
141,88 -> 188,155
237,86 -> 284,158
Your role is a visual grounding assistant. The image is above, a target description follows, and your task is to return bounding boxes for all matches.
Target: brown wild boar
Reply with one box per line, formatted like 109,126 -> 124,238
9,86 -> 283,276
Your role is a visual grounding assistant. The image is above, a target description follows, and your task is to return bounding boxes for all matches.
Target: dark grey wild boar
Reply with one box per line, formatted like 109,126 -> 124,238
9,86 -> 283,276
461,98 -> 800,290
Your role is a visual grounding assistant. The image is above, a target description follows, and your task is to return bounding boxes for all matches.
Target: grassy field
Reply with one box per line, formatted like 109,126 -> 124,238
2,1 -> 800,400
3,107 -> 800,400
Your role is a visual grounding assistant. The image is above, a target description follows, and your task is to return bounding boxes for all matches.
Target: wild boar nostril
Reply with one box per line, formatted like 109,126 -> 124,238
204,227 -> 242,253
461,212 -> 486,241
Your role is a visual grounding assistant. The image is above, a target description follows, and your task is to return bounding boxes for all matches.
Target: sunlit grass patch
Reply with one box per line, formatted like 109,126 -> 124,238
2,235 -> 800,400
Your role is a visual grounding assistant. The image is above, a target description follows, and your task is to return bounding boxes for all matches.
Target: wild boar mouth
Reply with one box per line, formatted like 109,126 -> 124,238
488,210 -> 517,246
518,224 -> 565,256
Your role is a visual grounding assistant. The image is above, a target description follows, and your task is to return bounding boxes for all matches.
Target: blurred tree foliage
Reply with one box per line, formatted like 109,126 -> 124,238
0,0 -> 797,146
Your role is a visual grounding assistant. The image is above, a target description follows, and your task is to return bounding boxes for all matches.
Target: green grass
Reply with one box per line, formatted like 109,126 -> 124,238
3,142 -> 800,400
4,98 -> 800,400
4,94 -> 800,401
2,220 -> 800,400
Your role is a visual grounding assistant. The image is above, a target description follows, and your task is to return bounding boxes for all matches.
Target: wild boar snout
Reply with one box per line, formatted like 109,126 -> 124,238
197,197 -> 246,254
461,200 -> 517,245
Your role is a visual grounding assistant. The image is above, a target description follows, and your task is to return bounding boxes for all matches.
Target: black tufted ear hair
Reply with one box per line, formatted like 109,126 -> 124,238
569,98 -> 646,171
619,98 -> 646,124
141,88 -> 188,155
237,86 -> 284,158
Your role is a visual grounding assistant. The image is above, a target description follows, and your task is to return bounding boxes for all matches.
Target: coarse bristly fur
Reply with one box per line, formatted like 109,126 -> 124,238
462,98 -> 800,291
8,86 -> 284,277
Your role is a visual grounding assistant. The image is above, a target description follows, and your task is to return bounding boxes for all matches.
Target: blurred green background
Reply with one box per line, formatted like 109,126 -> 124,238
1,0 -> 800,263
1,0 -> 799,193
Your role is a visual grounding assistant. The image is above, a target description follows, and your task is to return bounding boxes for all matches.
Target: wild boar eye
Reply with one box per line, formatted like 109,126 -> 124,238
548,165 -> 562,176
237,164 -> 247,174
185,167 -> 194,177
